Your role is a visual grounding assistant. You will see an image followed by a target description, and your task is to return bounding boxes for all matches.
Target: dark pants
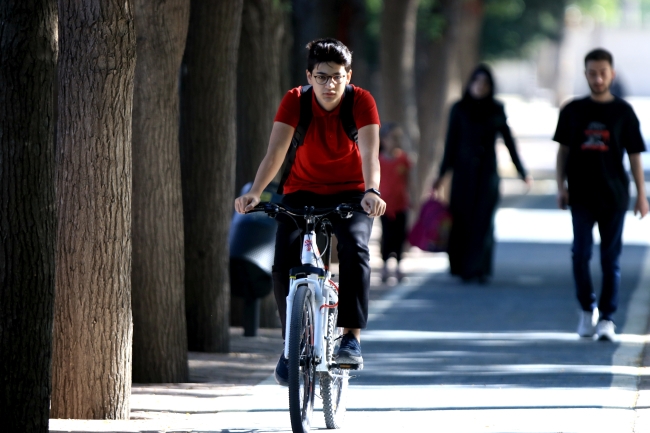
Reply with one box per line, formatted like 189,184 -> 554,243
272,191 -> 373,337
570,204 -> 626,322
380,211 -> 407,262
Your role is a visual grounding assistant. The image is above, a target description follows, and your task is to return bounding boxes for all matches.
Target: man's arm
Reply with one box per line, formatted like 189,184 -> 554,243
357,124 -> 386,217
556,144 -> 570,210
629,152 -> 649,218
234,122 -> 294,213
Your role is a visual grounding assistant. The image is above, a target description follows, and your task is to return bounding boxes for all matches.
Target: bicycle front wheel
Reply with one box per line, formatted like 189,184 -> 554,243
321,307 -> 349,429
288,284 -> 316,433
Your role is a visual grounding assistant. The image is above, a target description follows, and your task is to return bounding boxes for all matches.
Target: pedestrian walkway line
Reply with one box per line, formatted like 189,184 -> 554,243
367,283 -> 422,321
614,247 -> 650,404
495,208 -> 650,245
344,385 -> 636,412
363,363 -> 648,377
361,329 -> 650,343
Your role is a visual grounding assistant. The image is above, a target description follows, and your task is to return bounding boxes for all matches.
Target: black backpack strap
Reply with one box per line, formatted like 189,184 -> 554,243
340,85 -> 357,142
277,85 -> 313,195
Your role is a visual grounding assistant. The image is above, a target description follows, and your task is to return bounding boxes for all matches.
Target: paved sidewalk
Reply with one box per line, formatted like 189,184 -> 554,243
49,241 -> 650,433
49,223 -> 430,432
49,192 -> 650,432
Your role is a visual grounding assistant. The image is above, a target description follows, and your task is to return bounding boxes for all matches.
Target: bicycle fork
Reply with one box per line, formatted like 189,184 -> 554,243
284,231 -> 339,372
284,275 -> 339,370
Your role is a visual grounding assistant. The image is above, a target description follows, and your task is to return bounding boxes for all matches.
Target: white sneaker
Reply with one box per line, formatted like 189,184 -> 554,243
577,308 -> 599,337
596,320 -> 616,341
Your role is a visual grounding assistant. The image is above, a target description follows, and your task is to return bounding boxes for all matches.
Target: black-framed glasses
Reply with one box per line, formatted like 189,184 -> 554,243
312,74 -> 346,85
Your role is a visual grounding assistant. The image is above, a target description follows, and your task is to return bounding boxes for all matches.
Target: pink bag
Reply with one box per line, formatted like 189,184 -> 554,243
408,197 -> 452,252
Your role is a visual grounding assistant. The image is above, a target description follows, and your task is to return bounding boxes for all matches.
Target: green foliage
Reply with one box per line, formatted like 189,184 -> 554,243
481,0 -> 567,60
417,0 -> 447,41
570,0 -> 619,23
366,0 -> 382,39
364,0 -> 382,67
364,0 -> 447,70
365,0 -> 447,42
644,0 -> 650,26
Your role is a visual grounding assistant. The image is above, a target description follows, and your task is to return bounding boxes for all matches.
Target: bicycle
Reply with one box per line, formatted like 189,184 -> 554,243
249,201 -> 366,433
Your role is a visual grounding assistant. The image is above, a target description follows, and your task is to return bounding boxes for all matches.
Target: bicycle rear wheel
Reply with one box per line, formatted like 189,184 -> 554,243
288,284 -> 316,433
321,307 -> 349,429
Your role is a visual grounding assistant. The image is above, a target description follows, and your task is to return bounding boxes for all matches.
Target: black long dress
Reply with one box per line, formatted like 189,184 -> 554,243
438,96 -> 527,281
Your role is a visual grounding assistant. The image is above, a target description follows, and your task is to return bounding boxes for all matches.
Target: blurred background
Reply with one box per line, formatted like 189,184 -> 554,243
233,0 -> 650,328
237,0 -> 650,205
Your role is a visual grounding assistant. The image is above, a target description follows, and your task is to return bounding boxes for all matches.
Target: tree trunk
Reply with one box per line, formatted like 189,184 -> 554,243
131,0 -> 190,383
379,0 -> 420,152
234,0 -> 286,330
180,0 -> 243,352
236,0 -> 286,193
289,0 -> 319,86
52,0 -> 136,419
0,2 -> 57,431
457,0 -> 484,82
415,0 -> 462,201
289,0 -> 372,95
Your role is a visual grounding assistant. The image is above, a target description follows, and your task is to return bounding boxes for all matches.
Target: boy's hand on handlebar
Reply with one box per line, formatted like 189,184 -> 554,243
234,193 -> 260,214
361,193 -> 386,217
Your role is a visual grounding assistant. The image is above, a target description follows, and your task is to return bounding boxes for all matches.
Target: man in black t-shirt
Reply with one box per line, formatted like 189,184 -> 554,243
554,48 -> 648,341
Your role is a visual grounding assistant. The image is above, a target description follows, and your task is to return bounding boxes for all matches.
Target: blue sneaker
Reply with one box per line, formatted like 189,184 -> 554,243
335,332 -> 363,369
274,353 -> 288,386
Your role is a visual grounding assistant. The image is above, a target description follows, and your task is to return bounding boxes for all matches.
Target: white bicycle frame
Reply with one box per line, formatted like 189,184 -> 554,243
283,228 -> 339,373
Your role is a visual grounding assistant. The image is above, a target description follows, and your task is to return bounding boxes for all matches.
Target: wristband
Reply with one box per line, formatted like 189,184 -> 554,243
364,188 -> 381,197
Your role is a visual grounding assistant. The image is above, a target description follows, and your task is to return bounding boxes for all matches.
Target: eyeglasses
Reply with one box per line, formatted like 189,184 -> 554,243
312,74 -> 346,85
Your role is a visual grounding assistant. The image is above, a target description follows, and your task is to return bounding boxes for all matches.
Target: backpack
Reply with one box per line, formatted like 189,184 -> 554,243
277,84 -> 358,194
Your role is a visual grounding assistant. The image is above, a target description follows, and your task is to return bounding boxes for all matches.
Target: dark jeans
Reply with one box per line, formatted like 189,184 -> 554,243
380,211 -> 407,262
272,191 -> 373,337
571,204 -> 626,321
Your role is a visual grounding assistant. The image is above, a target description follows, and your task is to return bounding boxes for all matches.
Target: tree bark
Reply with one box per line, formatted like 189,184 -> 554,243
234,0 -> 286,330
0,2 -> 57,431
132,0 -> 190,383
415,0 -> 462,200
180,0 -> 243,352
289,0 -> 372,96
457,0 -> 484,82
52,0 -> 136,419
379,0 -> 420,152
236,0 -> 286,193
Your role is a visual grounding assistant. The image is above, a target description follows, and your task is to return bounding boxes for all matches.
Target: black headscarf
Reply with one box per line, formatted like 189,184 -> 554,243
460,64 -> 498,119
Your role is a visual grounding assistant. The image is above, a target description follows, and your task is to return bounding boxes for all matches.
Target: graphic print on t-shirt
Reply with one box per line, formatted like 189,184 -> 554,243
582,121 -> 610,151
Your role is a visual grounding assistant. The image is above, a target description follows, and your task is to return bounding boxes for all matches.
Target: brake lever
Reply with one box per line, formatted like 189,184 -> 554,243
264,203 -> 279,218
336,204 -> 354,219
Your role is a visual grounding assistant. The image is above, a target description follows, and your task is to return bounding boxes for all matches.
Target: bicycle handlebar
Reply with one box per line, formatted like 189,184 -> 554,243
247,202 -> 368,219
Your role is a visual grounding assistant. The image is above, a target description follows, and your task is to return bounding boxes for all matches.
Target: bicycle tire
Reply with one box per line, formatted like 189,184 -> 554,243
320,307 -> 349,429
288,284 -> 316,433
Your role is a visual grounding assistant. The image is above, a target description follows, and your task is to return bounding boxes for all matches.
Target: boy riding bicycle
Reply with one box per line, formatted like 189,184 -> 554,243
234,38 -> 385,385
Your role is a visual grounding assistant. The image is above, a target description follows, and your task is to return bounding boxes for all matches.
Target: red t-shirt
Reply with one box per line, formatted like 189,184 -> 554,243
379,150 -> 411,218
274,85 -> 380,195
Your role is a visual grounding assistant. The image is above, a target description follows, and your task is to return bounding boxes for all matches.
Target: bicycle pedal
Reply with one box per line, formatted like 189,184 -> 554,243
332,362 -> 363,371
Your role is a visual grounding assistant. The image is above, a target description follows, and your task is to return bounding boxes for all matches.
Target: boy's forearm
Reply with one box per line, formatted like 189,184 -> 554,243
248,121 -> 295,196
362,157 -> 381,190
357,124 -> 381,190
249,155 -> 282,196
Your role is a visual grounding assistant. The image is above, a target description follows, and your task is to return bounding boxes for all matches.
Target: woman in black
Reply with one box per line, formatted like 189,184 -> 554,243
433,64 -> 531,283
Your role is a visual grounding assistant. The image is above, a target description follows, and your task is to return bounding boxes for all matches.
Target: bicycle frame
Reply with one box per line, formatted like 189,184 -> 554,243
283,216 -> 339,373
